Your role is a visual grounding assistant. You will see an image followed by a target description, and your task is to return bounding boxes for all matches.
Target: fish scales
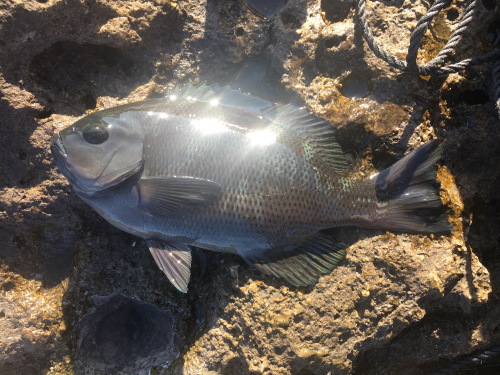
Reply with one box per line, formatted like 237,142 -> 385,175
147,122 -> 321,234
51,84 -> 451,292
139,111 -> 374,239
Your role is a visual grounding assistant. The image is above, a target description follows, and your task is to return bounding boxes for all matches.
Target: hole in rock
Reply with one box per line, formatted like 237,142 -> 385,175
36,109 -> 53,119
274,346 -> 287,355
487,18 -> 500,47
77,293 -> 176,372
293,314 -> 304,323
339,331 -> 351,343
339,72 -> 370,99
446,7 -> 459,21
235,27 -> 245,36
29,41 -> 138,112
324,35 -> 346,49
1,281 -> 15,291
222,356 -> 250,375
457,89 -> 489,105
95,304 -> 155,360
321,0 -> 352,23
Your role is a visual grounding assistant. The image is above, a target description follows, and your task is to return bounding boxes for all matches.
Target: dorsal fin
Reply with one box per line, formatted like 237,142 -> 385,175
166,84 -> 348,174
266,104 -> 349,175
165,83 -> 274,115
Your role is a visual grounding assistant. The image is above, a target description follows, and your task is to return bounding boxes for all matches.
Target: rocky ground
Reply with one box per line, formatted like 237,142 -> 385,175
1,0 -> 499,374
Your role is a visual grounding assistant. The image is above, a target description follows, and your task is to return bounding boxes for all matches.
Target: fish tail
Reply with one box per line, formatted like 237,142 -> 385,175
372,140 -> 452,233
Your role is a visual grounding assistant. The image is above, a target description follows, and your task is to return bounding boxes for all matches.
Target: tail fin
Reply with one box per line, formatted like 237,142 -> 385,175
373,140 -> 452,233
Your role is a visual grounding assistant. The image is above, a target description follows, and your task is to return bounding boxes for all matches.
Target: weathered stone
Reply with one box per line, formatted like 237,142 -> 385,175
1,0 -> 499,374
75,292 -> 179,374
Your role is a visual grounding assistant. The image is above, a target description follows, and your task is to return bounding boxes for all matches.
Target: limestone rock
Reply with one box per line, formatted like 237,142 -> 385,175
1,0 -> 499,374
75,292 -> 179,374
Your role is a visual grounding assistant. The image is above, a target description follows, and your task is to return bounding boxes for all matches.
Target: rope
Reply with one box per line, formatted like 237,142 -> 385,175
355,0 -> 500,76
406,0 -> 454,72
428,345 -> 500,375
419,0 -> 479,73
356,0 -> 408,71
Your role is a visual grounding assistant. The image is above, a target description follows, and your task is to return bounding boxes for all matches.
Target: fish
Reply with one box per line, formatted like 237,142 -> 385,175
51,84 -> 451,292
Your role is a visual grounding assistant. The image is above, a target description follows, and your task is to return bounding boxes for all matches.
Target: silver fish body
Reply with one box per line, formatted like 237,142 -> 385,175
51,84 -> 450,292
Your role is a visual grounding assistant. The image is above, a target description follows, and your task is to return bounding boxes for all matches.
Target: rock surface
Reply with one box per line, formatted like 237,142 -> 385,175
1,0 -> 499,374
76,292 -> 179,374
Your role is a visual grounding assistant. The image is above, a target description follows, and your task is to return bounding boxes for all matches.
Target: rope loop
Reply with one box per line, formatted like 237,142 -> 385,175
355,0 -> 499,76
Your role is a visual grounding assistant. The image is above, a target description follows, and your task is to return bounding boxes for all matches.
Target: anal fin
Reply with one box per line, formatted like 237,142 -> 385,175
146,239 -> 192,293
245,233 -> 346,287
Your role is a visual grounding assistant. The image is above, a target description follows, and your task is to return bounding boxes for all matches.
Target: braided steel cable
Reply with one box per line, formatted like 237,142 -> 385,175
406,0 -> 453,71
429,48 -> 500,74
355,0 -> 500,76
419,0 -> 480,73
356,0 -> 408,71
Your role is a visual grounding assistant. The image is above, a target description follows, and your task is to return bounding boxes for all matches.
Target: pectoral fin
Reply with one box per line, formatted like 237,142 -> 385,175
137,176 -> 222,216
146,239 -> 192,293
244,233 -> 346,286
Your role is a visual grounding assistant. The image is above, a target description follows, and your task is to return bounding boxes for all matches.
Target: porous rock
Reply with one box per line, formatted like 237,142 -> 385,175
1,0 -> 499,374
75,292 -> 179,374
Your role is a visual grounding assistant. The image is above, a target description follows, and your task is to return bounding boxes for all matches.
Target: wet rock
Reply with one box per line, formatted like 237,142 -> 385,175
0,269 -> 70,374
321,0 -> 353,24
1,0 -> 500,374
76,292 -> 179,374
338,71 -> 371,99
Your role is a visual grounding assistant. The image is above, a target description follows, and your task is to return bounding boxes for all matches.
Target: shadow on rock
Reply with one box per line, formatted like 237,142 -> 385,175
0,182 -> 84,288
437,78 -> 500,297
0,98 -> 53,190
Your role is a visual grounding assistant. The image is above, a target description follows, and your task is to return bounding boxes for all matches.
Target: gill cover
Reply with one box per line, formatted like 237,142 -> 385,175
58,113 -> 144,194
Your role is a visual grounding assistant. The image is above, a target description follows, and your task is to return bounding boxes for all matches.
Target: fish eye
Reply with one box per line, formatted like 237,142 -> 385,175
82,123 -> 109,145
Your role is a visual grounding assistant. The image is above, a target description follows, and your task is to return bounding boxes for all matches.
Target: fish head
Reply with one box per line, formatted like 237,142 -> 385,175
51,113 -> 144,195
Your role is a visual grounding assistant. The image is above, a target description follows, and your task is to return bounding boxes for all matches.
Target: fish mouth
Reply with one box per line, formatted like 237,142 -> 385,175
50,133 -> 80,188
50,133 -> 93,194
50,133 -> 70,176
51,133 -> 67,158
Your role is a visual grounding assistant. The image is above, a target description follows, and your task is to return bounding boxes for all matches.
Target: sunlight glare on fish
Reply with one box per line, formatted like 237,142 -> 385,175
192,118 -> 228,135
146,112 -> 168,119
209,99 -> 219,106
247,128 -> 277,146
